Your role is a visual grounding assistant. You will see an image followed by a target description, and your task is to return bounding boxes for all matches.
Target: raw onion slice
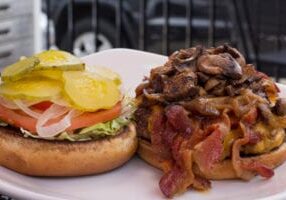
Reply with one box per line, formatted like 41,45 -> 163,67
37,110 -> 75,138
14,100 -> 41,119
0,96 -> 43,110
36,104 -> 71,137
0,96 -> 18,109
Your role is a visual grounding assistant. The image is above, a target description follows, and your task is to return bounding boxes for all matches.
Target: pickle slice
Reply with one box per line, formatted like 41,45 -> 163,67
63,71 -> 120,111
35,50 -> 85,71
26,70 -> 63,80
0,78 -> 62,100
1,57 -> 40,82
92,66 -> 122,85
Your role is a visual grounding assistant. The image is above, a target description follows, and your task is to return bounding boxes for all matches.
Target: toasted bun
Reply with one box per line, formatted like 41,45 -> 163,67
138,139 -> 286,180
0,124 -> 137,176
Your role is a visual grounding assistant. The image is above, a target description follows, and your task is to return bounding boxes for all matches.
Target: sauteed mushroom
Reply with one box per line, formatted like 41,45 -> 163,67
213,44 -> 246,67
204,78 -> 221,91
180,98 -> 220,116
137,44 -> 278,103
274,98 -> 286,116
163,71 -> 198,100
198,53 -> 242,79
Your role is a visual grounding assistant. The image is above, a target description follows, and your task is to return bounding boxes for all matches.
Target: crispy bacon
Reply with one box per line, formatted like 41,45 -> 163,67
159,150 -> 194,198
159,166 -> 185,198
241,161 -> 274,178
193,128 -> 224,173
187,128 -> 207,149
193,113 -> 231,173
232,123 -> 254,180
149,106 -> 170,158
192,175 -> 211,191
162,121 -> 178,146
160,105 -> 193,152
165,105 -> 192,136
248,129 -> 261,145
171,135 -> 184,165
232,121 -> 274,180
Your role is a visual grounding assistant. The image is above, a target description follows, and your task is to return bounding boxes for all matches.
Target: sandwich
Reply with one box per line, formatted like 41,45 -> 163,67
0,50 -> 137,176
135,44 -> 286,197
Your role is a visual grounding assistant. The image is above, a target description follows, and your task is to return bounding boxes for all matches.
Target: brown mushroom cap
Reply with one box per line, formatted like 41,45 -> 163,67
212,44 -> 246,67
197,53 -> 242,79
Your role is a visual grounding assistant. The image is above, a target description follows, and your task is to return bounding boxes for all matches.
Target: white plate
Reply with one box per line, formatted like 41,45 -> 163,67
1,49 -> 286,200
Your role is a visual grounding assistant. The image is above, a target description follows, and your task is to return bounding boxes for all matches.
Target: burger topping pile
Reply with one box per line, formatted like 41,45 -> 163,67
0,50 -> 134,141
135,45 -> 286,197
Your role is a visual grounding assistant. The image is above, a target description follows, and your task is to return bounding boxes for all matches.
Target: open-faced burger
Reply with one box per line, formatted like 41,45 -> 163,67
135,44 -> 286,197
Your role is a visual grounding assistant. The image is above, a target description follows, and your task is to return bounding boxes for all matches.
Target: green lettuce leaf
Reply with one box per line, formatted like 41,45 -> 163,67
77,116 -> 130,139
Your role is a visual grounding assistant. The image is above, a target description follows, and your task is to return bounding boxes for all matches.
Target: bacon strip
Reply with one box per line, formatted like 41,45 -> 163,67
248,129 -> 261,144
159,150 -> 194,198
159,166 -> 185,198
149,106 -> 170,158
232,116 -> 274,180
241,160 -> 274,178
162,121 -> 177,147
149,102 -> 275,197
193,128 -> 224,173
232,122 -> 254,180
193,112 -> 231,173
192,175 -> 211,191
165,105 -> 192,136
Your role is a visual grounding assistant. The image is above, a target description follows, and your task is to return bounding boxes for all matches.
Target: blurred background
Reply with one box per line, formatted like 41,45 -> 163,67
0,0 -> 286,81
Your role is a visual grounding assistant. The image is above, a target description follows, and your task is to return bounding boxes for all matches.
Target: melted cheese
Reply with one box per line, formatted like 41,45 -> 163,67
222,122 -> 285,158
243,122 -> 285,155
222,129 -> 240,159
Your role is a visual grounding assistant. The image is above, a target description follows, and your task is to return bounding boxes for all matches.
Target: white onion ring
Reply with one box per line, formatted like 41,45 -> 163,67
36,104 -> 71,138
14,100 -> 42,119
0,96 -> 43,109
37,110 -> 75,138
0,96 -> 18,109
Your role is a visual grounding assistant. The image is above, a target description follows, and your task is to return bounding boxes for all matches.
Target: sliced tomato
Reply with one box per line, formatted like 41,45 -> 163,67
68,102 -> 121,131
0,104 -> 37,132
0,102 -> 121,133
32,101 -> 53,111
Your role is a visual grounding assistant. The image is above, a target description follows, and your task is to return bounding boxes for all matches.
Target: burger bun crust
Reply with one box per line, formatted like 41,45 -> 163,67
0,123 -> 137,176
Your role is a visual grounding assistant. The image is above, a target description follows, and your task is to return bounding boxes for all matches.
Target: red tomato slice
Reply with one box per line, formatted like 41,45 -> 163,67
0,102 -> 121,133
32,101 -> 53,111
68,103 -> 121,131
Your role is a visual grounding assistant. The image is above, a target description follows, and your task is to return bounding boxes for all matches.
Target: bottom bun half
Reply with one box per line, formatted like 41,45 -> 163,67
138,139 -> 286,180
0,124 -> 137,176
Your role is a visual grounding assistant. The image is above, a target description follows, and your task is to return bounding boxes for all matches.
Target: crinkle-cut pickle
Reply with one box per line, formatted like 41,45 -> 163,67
92,66 -> 122,85
63,71 -> 121,111
35,50 -> 85,71
0,78 -> 62,100
26,70 -> 63,80
1,57 -> 40,82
